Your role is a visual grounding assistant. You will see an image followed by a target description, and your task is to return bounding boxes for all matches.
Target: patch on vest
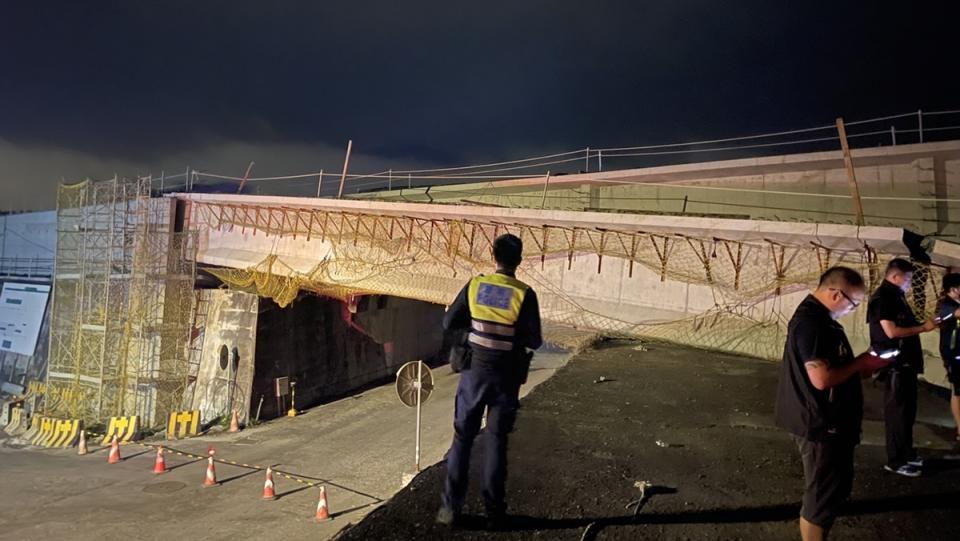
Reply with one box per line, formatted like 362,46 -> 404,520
476,283 -> 513,309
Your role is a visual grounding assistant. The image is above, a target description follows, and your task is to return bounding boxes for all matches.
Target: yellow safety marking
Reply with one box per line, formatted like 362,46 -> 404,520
100,416 -> 140,445
21,414 -> 42,441
3,406 -> 23,434
40,419 -> 64,447
32,417 -> 55,446
48,419 -> 82,448
166,410 -> 201,439
48,419 -> 76,447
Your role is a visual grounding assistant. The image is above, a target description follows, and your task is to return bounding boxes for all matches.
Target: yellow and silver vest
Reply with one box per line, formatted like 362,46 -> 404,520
467,273 -> 530,353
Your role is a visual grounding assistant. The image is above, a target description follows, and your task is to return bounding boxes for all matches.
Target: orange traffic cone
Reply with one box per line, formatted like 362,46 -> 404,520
262,467 -> 277,500
77,430 -> 88,456
107,435 -> 121,464
153,446 -> 167,474
228,410 -> 240,433
203,456 -> 218,487
315,486 -> 332,522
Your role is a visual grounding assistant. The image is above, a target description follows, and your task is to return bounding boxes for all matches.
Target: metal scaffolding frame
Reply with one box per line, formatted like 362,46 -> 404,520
46,177 -> 196,427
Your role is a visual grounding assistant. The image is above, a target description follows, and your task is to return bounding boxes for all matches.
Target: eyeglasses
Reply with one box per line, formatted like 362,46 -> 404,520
830,288 -> 861,309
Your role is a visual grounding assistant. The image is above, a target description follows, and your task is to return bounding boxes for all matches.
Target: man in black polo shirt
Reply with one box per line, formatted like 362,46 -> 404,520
776,266 -> 890,541
867,258 -> 937,477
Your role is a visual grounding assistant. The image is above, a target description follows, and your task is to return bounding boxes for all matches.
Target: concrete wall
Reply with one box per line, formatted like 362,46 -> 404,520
382,158 -> 960,235
353,295 -> 445,369
252,294 -> 381,420
355,141 -> 960,239
180,192 -> 954,389
0,211 -> 56,278
0,211 -> 56,260
529,250 -> 950,388
251,293 -> 444,420
589,158 -> 960,236
189,289 -> 259,425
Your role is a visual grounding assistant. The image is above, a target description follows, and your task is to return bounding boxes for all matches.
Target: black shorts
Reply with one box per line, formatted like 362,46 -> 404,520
948,366 -> 960,396
792,435 -> 856,528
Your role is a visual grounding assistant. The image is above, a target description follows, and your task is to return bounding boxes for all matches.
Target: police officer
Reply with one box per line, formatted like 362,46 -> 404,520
775,266 -> 889,541
936,272 -> 960,452
437,233 -> 542,528
867,258 -> 937,477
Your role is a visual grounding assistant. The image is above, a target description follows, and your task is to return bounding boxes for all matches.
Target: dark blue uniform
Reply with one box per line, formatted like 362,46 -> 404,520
440,270 -> 542,516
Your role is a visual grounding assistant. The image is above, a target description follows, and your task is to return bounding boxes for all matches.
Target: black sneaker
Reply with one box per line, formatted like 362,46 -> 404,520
884,464 -> 921,477
485,512 -> 508,531
907,456 -> 924,468
435,507 -> 458,527
945,441 -> 960,460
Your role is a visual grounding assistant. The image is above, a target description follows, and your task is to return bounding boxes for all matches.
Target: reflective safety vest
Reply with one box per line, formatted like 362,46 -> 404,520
467,273 -> 530,352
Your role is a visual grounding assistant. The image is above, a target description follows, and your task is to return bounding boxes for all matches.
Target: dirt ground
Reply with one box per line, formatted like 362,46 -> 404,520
337,340 -> 960,541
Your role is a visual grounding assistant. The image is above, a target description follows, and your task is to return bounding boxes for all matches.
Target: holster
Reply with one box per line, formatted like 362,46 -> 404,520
516,350 -> 534,385
448,329 -> 472,373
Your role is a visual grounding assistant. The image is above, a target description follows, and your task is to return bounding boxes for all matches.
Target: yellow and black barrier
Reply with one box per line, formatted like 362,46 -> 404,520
100,415 -> 140,445
21,414 -> 42,442
0,402 -> 11,426
32,416 -> 57,446
166,410 -> 201,439
3,406 -> 25,435
44,419 -> 83,448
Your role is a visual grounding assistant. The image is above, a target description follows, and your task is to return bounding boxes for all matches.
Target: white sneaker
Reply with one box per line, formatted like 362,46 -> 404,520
884,464 -> 921,477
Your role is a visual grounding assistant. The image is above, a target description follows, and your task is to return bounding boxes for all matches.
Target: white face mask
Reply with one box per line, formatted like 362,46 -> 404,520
898,273 -> 913,292
828,288 -> 861,320
832,304 -> 857,320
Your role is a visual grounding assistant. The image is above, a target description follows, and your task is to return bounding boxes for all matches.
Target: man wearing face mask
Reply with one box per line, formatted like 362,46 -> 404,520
867,258 -> 937,477
936,272 -> 960,453
775,266 -> 891,541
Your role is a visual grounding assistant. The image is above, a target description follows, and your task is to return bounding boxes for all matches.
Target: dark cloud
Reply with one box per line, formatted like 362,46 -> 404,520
1,1 -> 958,209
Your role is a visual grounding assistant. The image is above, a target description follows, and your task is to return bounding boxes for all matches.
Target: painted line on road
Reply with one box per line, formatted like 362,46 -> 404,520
81,430 -> 383,503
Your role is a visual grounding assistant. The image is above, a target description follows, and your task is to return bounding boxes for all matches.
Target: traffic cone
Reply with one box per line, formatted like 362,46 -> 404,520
107,435 -> 121,464
153,446 -> 167,474
315,486 -> 332,522
262,467 -> 277,500
203,456 -> 218,487
77,430 -> 88,456
228,410 -> 240,433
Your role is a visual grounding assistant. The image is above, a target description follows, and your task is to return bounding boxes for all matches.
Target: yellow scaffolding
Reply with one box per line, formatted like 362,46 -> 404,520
45,177 -> 196,427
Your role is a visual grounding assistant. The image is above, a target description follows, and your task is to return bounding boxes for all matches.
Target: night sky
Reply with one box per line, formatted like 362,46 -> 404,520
1,1 -> 958,210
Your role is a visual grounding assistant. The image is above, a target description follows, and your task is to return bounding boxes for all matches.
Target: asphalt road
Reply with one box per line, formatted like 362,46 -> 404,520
0,352 -> 570,541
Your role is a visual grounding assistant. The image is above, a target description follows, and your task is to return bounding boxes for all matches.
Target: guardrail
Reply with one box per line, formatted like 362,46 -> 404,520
0,257 -> 54,279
